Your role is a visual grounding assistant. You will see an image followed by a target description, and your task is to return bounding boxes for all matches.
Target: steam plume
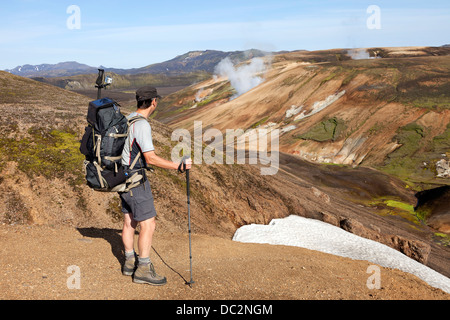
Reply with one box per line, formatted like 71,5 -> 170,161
347,48 -> 375,60
215,57 -> 269,99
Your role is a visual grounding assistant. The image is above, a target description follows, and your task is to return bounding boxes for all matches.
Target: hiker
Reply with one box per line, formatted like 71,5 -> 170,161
120,86 -> 192,286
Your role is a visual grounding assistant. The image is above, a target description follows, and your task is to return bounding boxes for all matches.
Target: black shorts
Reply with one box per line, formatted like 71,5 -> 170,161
120,180 -> 157,222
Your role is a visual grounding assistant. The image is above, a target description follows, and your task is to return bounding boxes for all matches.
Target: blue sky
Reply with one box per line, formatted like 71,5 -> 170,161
1,0 -> 449,69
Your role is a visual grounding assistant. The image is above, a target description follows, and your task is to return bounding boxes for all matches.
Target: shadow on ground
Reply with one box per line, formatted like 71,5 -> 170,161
77,228 -> 124,264
76,227 -> 191,284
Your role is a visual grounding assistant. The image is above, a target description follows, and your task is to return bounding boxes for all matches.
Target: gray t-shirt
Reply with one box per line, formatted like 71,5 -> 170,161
122,112 -> 154,169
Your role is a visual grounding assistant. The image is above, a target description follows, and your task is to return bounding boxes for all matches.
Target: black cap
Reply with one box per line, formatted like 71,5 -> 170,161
136,86 -> 162,102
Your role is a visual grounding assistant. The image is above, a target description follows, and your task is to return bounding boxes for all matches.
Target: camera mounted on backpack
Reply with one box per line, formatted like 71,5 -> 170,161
95,68 -> 113,99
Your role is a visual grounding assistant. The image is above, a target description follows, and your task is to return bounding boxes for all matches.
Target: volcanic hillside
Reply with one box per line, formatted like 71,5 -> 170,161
156,47 -> 450,188
155,47 -> 450,247
0,68 -> 449,299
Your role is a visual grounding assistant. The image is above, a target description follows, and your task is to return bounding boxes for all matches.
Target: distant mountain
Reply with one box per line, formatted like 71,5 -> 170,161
132,49 -> 270,75
5,61 -> 97,78
5,49 -> 272,78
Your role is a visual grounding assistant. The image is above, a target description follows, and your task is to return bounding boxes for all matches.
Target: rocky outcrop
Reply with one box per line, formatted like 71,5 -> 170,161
390,235 -> 431,265
415,186 -> 450,234
436,159 -> 450,178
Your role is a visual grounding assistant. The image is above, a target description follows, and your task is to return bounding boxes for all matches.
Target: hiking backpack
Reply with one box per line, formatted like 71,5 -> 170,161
79,97 -> 145,193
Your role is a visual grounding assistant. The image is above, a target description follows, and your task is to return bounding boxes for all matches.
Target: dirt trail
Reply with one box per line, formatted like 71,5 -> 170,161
1,224 -> 448,300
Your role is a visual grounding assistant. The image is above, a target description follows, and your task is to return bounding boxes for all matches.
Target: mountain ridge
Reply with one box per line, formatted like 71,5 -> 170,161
5,61 -> 96,78
4,49 -> 272,78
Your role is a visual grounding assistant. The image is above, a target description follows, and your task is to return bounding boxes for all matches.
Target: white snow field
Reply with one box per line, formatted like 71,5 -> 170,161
233,215 -> 450,294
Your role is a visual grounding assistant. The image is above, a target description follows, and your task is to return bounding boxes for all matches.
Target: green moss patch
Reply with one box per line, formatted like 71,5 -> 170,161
376,119 -> 450,187
0,126 -> 85,184
434,233 -> 450,247
432,122 -> 450,155
368,197 -> 419,224
381,122 -> 428,182
297,117 -> 346,142
385,200 -> 415,214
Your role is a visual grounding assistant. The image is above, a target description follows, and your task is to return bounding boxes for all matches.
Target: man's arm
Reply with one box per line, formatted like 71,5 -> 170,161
143,151 -> 192,170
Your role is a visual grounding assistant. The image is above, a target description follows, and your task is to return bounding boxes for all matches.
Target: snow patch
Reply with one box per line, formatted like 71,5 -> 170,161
286,105 -> 304,118
294,91 -> 345,121
233,215 -> 450,294
281,125 -> 296,133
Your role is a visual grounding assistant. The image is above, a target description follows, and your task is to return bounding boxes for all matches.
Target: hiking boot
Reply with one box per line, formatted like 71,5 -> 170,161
133,263 -> 167,286
122,255 -> 137,276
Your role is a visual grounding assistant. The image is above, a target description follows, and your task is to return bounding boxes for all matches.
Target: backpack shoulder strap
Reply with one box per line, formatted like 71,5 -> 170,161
128,115 -> 146,126
126,115 -> 148,171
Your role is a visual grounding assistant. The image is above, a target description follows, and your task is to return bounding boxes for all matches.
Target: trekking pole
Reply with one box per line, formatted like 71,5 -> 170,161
179,156 -> 194,287
186,167 -> 194,287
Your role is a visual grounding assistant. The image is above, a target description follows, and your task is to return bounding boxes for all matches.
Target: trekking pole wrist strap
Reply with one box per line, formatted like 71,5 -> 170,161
178,156 -> 189,174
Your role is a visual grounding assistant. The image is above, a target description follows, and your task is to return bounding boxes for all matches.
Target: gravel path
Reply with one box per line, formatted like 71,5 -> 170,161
1,224 -> 449,300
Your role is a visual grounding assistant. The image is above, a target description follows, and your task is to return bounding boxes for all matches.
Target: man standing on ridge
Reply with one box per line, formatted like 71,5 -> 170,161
120,85 -> 192,286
